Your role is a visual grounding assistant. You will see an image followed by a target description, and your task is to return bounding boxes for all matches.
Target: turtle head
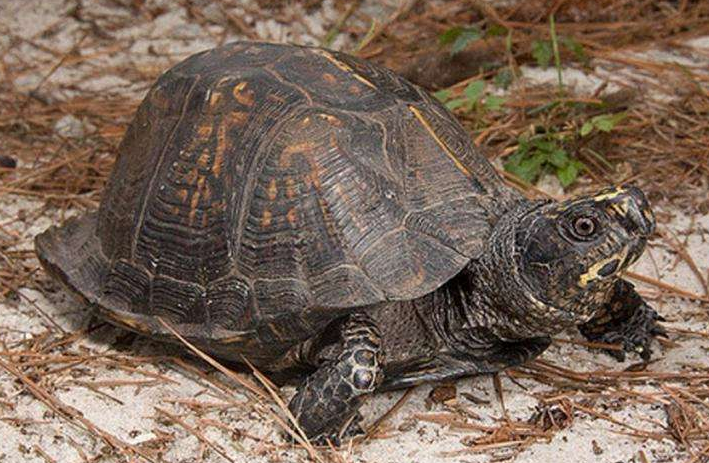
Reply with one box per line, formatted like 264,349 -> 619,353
515,185 -> 655,315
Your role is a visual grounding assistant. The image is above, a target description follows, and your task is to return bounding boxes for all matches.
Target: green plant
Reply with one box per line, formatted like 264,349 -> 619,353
504,110 -> 625,188
531,18 -> 588,72
439,26 -> 481,55
434,80 -> 506,113
504,134 -> 584,187
580,112 -> 626,136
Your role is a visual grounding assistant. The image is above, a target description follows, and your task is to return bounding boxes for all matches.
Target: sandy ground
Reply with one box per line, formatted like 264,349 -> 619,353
1,1 -> 708,462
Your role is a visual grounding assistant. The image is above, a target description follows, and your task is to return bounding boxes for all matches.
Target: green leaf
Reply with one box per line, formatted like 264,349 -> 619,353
593,112 -> 626,132
494,68 -> 513,89
440,26 -> 480,55
484,95 -> 506,111
548,148 -> 569,168
463,80 -> 485,104
505,157 -> 541,183
580,121 -> 594,136
531,40 -> 552,68
439,26 -> 464,45
445,97 -> 467,110
486,24 -> 508,37
556,159 -> 584,187
516,137 -> 531,155
433,89 -> 452,102
531,138 -> 557,154
451,28 -> 481,55
561,36 -> 587,63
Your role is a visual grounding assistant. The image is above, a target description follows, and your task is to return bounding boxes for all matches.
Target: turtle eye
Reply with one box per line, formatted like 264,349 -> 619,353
573,217 -> 596,237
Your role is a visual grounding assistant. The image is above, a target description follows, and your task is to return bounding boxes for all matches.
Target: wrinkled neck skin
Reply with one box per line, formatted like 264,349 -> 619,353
432,199 -> 614,353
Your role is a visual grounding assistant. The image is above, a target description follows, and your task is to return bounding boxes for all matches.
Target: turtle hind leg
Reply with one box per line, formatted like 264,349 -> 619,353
288,312 -> 383,446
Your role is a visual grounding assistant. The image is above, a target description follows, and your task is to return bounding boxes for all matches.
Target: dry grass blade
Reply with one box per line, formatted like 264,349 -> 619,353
155,407 -> 237,463
0,357 -> 158,462
155,317 -> 327,463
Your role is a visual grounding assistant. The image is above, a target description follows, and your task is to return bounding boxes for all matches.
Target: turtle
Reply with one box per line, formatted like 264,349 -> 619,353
35,41 -> 664,445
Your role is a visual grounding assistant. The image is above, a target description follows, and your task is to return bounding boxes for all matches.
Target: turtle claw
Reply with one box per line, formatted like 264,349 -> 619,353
285,412 -> 365,447
310,412 -> 365,447
585,301 -> 664,363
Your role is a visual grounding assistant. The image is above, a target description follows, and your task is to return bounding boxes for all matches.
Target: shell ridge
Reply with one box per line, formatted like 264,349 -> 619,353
130,76 -> 202,262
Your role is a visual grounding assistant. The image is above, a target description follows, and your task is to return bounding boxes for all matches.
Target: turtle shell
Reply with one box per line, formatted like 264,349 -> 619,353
35,41 -> 519,362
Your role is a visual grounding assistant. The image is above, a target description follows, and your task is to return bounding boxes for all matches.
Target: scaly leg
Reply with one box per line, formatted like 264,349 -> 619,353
380,337 -> 551,391
288,313 -> 382,445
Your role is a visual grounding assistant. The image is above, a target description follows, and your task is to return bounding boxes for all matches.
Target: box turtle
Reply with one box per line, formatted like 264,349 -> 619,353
35,41 -> 664,445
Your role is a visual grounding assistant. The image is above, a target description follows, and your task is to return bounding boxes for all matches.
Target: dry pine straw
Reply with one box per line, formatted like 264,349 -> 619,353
1,0 -> 709,462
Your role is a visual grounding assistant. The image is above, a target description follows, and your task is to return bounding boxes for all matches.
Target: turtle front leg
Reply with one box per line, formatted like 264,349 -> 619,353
578,279 -> 666,361
288,312 -> 383,446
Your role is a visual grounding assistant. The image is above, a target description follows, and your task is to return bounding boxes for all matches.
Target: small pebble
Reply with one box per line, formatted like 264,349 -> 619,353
54,114 -> 86,139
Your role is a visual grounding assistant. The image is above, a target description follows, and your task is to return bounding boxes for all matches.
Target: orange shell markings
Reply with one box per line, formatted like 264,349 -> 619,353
177,189 -> 189,203
317,113 -> 342,127
232,82 -> 254,106
285,178 -> 297,199
261,210 -> 273,228
287,208 -> 298,226
209,90 -> 222,108
197,148 -> 211,169
279,141 -> 317,168
197,124 -> 213,138
188,177 -> 205,225
267,178 -> 278,200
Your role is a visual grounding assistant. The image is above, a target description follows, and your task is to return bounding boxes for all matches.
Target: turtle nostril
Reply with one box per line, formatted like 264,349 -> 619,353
619,185 -> 655,237
626,201 -> 655,237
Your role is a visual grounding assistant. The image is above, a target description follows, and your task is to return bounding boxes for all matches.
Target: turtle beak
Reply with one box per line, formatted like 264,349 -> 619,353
597,185 -> 655,269
595,185 -> 655,239
614,185 -> 655,238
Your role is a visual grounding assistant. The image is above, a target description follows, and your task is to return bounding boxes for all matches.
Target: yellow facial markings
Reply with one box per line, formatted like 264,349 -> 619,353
312,49 -> 377,89
642,208 -> 653,222
267,178 -> 278,200
408,105 -> 472,178
610,201 -> 629,217
261,210 -> 272,228
579,248 -> 628,288
592,188 -> 625,202
232,81 -> 254,106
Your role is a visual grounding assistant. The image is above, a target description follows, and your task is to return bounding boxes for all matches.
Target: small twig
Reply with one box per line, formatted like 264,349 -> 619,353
155,407 -> 236,463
